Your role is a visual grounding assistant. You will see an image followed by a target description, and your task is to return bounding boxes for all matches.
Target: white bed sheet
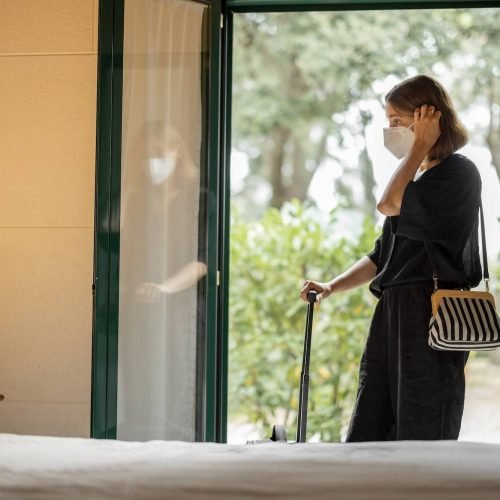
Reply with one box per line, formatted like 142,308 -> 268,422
1,433 -> 499,499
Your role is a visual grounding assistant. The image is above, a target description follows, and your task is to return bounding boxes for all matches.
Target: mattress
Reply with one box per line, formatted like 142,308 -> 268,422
1,433 -> 500,499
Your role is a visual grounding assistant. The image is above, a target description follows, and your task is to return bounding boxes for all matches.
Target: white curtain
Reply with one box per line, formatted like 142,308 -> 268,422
117,0 -> 207,441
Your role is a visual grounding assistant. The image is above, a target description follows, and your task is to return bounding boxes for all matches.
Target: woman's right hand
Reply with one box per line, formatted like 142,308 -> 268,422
300,280 -> 333,303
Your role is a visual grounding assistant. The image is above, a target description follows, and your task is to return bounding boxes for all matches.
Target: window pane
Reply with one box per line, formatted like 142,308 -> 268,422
117,0 -> 209,441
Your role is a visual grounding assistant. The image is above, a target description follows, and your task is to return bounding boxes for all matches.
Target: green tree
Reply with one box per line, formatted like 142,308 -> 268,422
440,9 -> 500,180
232,8 -> 500,215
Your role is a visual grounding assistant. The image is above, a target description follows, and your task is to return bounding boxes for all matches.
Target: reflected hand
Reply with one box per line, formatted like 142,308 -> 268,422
300,280 -> 332,303
135,282 -> 169,303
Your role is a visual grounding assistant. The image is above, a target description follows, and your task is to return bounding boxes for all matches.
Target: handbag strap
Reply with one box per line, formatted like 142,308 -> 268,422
479,198 -> 489,283
424,199 -> 489,291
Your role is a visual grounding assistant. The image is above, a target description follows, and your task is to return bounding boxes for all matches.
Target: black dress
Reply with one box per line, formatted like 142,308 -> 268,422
345,153 -> 482,441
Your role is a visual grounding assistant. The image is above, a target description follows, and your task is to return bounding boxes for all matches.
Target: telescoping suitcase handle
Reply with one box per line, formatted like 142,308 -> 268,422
296,290 -> 317,443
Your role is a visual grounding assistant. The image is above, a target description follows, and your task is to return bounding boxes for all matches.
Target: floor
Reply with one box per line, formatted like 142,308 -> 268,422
459,354 -> 500,444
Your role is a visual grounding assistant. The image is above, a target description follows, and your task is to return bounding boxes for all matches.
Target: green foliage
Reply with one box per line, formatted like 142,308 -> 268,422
228,200 -> 380,441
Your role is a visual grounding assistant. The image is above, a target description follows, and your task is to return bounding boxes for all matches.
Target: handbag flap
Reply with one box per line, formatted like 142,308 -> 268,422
431,289 -> 497,317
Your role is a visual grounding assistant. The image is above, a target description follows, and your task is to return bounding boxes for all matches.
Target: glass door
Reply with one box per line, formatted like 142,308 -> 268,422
116,0 -> 211,441
226,3 -> 500,444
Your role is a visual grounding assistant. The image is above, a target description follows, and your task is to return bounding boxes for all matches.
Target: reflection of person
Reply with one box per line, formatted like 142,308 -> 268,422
135,260 -> 207,301
118,122 -> 206,441
121,123 -> 207,302
301,75 -> 482,441
137,125 -> 206,300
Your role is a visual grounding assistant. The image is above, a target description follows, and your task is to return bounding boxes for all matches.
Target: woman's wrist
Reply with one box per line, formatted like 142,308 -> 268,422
410,138 -> 432,158
326,280 -> 337,295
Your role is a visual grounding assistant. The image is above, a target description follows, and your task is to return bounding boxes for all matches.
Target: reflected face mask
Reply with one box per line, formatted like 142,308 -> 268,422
147,156 -> 176,185
383,124 -> 415,159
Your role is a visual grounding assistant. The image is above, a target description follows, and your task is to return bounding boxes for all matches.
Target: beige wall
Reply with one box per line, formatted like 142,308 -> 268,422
0,0 -> 98,436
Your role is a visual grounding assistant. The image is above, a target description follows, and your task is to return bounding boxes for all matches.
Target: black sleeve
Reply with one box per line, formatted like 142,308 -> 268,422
367,234 -> 382,267
394,157 -> 481,244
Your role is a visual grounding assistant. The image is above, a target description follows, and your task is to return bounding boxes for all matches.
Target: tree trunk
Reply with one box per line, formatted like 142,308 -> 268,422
289,132 -> 329,203
289,138 -> 310,201
358,111 -> 377,221
359,144 -> 377,220
269,128 -> 290,208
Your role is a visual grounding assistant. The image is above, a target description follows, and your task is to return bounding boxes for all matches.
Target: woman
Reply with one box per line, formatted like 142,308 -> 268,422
300,75 -> 482,441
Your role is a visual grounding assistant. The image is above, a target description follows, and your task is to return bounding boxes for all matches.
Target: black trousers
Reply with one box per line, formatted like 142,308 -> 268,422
345,283 -> 469,442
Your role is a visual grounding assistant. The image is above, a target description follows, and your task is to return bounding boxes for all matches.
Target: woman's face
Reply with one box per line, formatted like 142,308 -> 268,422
385,102 -> 414,128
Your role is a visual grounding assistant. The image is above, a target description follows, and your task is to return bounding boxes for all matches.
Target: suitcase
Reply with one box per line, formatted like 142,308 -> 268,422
247,290 -> 317,444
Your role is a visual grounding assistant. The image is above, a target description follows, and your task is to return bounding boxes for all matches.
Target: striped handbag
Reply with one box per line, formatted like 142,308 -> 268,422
426,201 -> 500,351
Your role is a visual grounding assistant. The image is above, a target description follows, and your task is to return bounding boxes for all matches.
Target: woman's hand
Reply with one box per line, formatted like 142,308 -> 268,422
300,280 -> 333,303
377,104 -> 442,216
135,282 -> 169,302
412,104 -> 442,152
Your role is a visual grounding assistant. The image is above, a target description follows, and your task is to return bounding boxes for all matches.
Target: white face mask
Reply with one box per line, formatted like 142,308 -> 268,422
147,155 -> 176,185
383,124 -> 415,159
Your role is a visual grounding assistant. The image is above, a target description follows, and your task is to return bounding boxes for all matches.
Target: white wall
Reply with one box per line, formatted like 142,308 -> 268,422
0,0 -> 98,436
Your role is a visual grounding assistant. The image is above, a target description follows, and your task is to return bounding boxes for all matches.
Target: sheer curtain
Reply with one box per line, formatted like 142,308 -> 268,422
117,0 -> 208,441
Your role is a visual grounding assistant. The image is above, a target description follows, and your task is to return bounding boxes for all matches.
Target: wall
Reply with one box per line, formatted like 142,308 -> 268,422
0,0 -> 98,436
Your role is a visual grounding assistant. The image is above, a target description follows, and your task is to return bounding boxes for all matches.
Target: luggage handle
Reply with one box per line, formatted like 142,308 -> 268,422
296,290 -> 317,443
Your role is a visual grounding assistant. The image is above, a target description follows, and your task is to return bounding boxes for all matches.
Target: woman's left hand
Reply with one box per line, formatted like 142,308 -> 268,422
413,104 -> 441,151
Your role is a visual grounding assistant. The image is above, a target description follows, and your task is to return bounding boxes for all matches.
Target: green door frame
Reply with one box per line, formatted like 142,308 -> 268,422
91,0 -> 124,440
92,0 -> 500,443
227,0 -> 500,11
91,0 -> 226,441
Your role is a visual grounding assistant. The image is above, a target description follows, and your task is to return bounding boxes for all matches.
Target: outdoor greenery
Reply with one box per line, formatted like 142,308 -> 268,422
228,7 -> 500,442
232,9 -> 500,218
229,200 -> 379,441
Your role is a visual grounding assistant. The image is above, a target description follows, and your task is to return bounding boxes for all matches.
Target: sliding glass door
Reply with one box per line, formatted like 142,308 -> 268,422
116,0 -> 210,441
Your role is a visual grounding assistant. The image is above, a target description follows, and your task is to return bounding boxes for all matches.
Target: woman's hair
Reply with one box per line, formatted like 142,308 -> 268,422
385,74 -> 468,161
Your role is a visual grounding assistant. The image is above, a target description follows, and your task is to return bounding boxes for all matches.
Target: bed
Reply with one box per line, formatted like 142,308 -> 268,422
1,433 -> 500,499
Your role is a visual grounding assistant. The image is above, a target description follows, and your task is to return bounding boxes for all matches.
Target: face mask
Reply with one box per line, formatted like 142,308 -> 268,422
147,155 -> 176,185
383,124 -> 415,159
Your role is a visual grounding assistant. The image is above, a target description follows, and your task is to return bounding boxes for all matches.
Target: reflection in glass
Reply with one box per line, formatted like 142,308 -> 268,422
117,0 -> 209,441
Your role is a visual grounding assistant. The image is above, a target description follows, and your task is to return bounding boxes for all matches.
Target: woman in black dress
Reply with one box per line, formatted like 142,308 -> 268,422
300,75 -> 482,441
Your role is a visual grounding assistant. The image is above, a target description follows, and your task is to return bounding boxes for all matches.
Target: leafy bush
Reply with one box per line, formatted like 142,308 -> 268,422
228,200 -> 380,441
